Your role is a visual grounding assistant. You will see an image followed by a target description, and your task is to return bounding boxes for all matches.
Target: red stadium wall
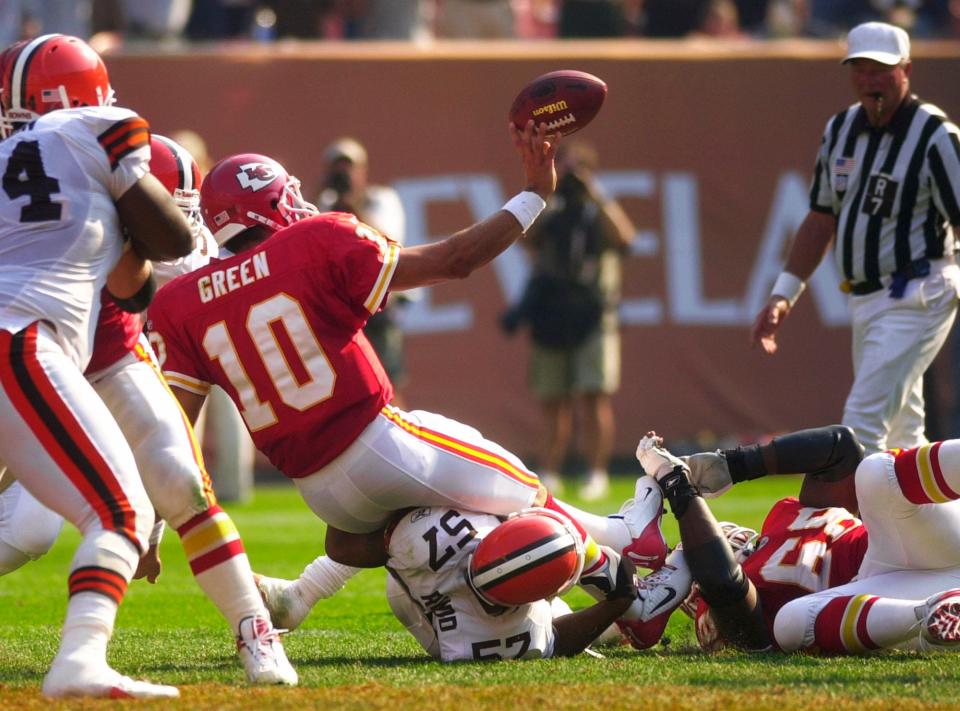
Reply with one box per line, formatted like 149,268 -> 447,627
106,41 -> 960,461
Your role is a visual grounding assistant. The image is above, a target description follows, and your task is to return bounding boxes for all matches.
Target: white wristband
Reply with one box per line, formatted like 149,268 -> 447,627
502,191 -> 546,233
148,519 -> 166,547
771,271 -> 806,308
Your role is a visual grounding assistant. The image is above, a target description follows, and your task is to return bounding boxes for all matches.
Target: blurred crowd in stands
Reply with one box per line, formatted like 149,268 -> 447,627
2,0 -> 957,49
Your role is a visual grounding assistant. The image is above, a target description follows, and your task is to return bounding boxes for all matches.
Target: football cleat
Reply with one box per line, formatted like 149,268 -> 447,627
255,574 -> 312,631
919,589 -> 960,652
236,615 -> 298,685
617,548 -> 692,650
42,657 -> 179,699
636,434 -> 689,480
616,478 -> 668,570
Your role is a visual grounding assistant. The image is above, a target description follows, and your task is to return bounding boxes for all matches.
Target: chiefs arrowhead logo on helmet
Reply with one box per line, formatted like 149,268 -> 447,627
235,162 -> 279,192
467,508 -> 584,607
200,153 -> 319,247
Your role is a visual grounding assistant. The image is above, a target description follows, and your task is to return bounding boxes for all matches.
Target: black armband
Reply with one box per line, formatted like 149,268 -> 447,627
658,465 -> 701,519
110,270 -> 157,313
771,425 -> 863,481
722,445 -> 768,484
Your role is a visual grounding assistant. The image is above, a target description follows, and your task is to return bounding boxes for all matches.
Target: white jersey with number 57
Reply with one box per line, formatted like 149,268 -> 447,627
386,506 -> 561,662
0,106 -> 150,368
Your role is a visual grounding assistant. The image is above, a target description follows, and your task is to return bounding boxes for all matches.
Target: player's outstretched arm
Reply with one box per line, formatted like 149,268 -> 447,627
552,575 -> 634,657
116,173 -> 195,261
389,121 -> 558,290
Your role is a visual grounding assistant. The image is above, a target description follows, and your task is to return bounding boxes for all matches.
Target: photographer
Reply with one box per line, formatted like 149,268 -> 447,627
508,141 -> 635,499
317,137 -> 410,408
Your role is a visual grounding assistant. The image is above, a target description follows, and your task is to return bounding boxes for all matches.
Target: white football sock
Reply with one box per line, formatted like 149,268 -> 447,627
293,556 -> 359,607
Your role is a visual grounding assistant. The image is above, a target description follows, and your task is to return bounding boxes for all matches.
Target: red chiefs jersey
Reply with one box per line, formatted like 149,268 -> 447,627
147,213 -> 398,478
696,497 -> 868,649
744,497 -> 868,636
84,291 -> 142,375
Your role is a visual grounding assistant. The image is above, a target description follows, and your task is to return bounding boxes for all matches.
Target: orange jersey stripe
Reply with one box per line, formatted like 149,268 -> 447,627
97,117 -> 150,170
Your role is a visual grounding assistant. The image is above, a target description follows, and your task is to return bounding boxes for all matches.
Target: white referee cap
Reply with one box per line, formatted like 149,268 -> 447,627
843,22 -> 911,66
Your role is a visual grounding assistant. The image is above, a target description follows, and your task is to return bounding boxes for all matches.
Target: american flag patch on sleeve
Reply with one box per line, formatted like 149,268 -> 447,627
97,116 -> 150,171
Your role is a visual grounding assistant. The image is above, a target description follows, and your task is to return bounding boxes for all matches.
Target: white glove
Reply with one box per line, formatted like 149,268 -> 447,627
680,452 -> 733,498
635,434 -> 686,480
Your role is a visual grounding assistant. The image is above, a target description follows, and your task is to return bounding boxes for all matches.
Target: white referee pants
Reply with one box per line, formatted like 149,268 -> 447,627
844,260 -> 960,454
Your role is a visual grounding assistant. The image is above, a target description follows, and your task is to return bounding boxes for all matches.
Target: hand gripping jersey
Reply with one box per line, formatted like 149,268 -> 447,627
148,213 -> 398,477
696,497 -> 869,648
0,106 -> 150,368
386,506 -> 557,662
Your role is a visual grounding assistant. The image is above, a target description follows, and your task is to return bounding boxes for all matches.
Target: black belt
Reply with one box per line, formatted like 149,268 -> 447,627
843,258 -> 932,298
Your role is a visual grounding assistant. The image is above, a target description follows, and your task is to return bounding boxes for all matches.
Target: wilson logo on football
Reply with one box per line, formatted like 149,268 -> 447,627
236,163 -> 278,192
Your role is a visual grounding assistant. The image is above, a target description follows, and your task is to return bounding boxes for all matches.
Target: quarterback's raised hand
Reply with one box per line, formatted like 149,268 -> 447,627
510,119 -> 559,201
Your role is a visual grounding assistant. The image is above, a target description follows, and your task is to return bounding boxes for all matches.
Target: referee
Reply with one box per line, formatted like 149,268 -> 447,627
751,22 -> 960,455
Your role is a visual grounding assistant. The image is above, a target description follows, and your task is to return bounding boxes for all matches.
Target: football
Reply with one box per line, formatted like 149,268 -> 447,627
508,70 -> 607,137
469,508 -> 584,607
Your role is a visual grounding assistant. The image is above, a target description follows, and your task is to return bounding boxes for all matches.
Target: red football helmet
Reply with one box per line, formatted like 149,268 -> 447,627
150,134 -> 204,240
0,34 -> 114,138
200,153 -> 318,247
468,508 -> 585,607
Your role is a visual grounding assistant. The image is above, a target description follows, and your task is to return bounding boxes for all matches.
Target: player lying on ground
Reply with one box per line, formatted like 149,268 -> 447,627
256,480 -> 692,661
147,126 -> 669,617
634,427 -> 960,653
0,134 -> 297,685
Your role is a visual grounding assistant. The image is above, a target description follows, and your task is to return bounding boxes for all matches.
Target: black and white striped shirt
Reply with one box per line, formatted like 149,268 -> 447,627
810,95 -> 960,287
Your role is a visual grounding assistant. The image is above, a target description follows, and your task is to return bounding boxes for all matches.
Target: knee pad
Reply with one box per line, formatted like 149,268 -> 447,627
0,540 -> 32,575
7,505 -> 63,559
0,482 -> 63,560
138,447 -> 210,529
773,597 -> 820,652
854,451 -> 892,511
684,536 -> 749,607
72,528 -> 140,579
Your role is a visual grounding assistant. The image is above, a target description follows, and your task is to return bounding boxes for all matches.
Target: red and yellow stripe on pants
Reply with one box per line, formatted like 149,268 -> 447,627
814,594 -> 881,653
380,406 -> 541,490
176,505 -> 245,576
893,442 -> 960,505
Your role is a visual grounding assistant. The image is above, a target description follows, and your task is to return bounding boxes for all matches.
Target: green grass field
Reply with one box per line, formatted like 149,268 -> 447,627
2,476 -> 960,710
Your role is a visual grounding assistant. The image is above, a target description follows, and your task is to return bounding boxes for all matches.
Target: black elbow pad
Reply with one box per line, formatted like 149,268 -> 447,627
772,425 -> 864,482
110,271 -> 157,313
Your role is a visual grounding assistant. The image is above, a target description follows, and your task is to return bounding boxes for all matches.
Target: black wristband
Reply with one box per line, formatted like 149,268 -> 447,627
657,466 -> 700,520
110,270 -> 157,313
722,445 -> 767,484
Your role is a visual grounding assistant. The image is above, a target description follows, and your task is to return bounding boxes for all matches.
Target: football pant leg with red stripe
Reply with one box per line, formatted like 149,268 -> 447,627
856,446 -> 960,575
295,408 -> 540,534
774,570 -> 960,653
0,480 -> 63,574
0,324 -> 151,565
0,324 -> 152,670
92,346 -> 267,629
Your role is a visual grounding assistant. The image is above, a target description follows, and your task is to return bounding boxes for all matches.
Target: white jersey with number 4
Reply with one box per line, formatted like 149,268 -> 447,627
386,506 -> 558,662
0,106 -> 150,368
